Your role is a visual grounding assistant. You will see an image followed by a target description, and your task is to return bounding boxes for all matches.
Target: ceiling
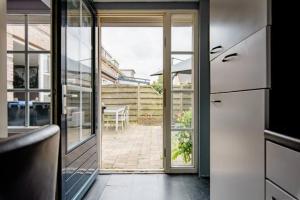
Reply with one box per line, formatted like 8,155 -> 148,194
7,0 -> 50,13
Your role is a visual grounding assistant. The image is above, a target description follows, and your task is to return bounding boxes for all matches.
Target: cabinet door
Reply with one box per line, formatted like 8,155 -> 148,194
266,180 -> 297,200
210,90 -> 266,200
210,0 -> 270,60
266,141 -> 300,199
211,28 -> 270,93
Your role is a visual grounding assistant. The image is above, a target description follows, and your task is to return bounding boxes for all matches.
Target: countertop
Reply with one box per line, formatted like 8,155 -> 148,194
265,130 -> 300,152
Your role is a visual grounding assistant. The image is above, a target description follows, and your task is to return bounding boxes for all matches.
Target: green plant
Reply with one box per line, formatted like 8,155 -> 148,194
151,75 -> 163,94
172,110 -> 192,163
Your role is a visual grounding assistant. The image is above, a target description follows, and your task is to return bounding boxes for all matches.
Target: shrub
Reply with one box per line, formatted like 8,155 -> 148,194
172,110 -> 192,163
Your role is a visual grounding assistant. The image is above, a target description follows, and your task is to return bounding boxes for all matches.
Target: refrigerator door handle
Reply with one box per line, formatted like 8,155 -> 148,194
211,100 -> 222,103
222,53 -> 238,62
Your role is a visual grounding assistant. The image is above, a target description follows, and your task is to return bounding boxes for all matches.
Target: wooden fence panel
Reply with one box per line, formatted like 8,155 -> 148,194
102,84 -> 192,125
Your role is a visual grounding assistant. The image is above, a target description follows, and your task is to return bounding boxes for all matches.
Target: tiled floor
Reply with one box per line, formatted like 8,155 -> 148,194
83,174 -> 210,200
101,125 -> 163,170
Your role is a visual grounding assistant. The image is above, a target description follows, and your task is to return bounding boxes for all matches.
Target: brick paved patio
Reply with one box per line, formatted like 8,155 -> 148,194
101,124 -> 163,170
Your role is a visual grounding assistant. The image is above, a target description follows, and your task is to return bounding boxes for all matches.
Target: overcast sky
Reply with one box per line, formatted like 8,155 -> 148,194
101,27 -> 163,82
101,26 -> 192,82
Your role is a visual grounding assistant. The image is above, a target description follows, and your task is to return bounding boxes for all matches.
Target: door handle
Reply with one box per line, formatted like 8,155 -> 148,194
210,45 -> 223,54
222,53 -> 238,62
63,85 -> 67,115
64,94 -> 78,98
211,100 -> 222,103
271,197 -> 277,200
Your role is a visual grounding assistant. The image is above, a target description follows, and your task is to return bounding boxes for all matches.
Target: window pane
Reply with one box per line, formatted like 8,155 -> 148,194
7,53 -> 26,89
81,2 -> 92,77
7,92 -> 26,126
29,54 -> 51,89
82,91 -> 92,140
7,15 -> 25,51
67,0 -> 81,86
171,130 -> 193,167
66,1 -> 92,87
29,92 -> 51,126
171,14 -> 193,52
67,89 -> 80,149
28,15 -> 51,51
171,54 -> 193,90
171,92 -> 193,129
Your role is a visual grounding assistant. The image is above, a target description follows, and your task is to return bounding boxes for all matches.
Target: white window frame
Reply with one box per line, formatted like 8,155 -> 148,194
7,14 -> 51,128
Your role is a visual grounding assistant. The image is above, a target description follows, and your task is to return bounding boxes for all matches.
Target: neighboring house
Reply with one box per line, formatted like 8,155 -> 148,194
151,58 -> 192,86
120,69 -> 136,78
101,47 -> 124,85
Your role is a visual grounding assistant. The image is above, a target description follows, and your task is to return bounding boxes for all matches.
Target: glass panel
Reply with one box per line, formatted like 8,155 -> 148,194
7,53 -> 26,89
7,92 -> 26,126
66,0 -> 93,150
80,3 -> 92,87
171,92 -> 193,129
67,0 -> 81,86
171,14 -> 193,52
7,15 -> 25,51
171,54 -> 193,90
171,130 -> 193,166
82,91 -> 92,140
29,92 -> 51,126
67,89 -> 81,149
28,15 -> 51,51
66,89 -> 92,150
29,54 -> 51,89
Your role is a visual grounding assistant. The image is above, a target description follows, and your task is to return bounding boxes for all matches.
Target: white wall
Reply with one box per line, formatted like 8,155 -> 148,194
0,0 -> 7,138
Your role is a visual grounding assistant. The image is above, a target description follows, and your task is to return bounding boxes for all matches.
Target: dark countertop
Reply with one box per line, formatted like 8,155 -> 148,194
265,130 -> 300,152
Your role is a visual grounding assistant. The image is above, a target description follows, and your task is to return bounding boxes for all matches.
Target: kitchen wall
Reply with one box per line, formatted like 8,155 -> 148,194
0,0 -> 7,138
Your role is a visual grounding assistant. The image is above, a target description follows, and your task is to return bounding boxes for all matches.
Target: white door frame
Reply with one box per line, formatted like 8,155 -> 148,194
97,10 -> 199,173
164,11 -> 199,173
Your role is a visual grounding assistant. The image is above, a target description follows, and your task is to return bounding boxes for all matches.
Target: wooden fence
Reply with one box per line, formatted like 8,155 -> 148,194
102,84 -> 192,125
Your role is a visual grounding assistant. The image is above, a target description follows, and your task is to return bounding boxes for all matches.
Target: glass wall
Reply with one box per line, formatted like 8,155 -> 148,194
7,14 -> 51,127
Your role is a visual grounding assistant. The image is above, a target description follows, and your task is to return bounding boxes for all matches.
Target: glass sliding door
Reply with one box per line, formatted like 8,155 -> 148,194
165,12 -> 198,172
52,0 -> 98,199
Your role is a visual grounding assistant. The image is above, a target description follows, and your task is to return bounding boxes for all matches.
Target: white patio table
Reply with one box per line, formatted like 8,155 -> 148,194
104,106 -> 126,131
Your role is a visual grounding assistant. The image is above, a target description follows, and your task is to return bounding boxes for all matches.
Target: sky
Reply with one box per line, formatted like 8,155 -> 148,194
101,27 -> 163,82
101,26 -> 192,83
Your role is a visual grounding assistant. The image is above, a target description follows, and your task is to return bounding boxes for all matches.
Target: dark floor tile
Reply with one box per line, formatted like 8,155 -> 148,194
84,174 -> 210,200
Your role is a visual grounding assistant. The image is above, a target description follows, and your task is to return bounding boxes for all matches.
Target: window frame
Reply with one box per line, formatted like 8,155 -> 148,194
7,14 -> 51,128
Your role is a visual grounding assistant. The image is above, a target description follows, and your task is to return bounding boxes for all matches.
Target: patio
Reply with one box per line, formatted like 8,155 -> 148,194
101,124 -> 163,170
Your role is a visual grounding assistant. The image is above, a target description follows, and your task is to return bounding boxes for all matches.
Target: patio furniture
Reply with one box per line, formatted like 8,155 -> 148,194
0,125 -> 60,200
104,106 -> 128,131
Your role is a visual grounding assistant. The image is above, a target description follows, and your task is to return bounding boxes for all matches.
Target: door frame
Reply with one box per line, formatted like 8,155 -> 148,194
97,10 -> 198,174
164,11 -> 199,173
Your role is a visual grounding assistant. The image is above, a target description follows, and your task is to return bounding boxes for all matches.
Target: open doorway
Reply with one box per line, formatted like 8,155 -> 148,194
100,15 -> 164,171
99,12 -> 198,173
